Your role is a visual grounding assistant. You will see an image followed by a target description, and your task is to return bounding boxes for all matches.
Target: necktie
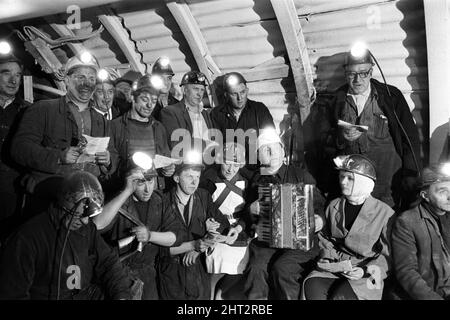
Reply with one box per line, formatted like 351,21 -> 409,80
183,198 -> 190,226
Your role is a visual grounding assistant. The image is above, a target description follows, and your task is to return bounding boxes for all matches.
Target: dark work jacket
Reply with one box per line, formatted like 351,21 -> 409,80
108,111 -> 171,184
160,100 -> 214,149
0,204 -> 131,300
211,99 -> 275,172
151,93 -> 180,122
392,203 -> 450,300
10,97 -> 111,191
211,98 -> 275,139
101,191 -> 183,268
320,79 -> 421,178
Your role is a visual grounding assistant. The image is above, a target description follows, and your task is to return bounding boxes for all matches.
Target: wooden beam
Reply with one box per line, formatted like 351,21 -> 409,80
166,1 -> 221,106
270,0 -> 314,124
240,64 -> 289,82
98,14 -> 146,74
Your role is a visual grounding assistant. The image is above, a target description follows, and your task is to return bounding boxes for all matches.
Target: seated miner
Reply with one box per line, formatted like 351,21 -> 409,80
0,171 -> 132,300
242,128 -> 325,300
93,153 -> 183,300
392,163 -> 450,300
150,56 -> 180,121
10,51 -> 111,214
92,69 -> 121,120
199,142 -> 249,299
303,154 -> 394,300
158,149 -> 241,300
108,74 -> 174,195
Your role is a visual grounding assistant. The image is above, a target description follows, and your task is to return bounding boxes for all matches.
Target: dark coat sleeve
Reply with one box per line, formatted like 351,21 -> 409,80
11,101 -> 61,174
391,214 -> 443,300
91,226 -> 132,300
0,234 -> 36,299
160,106 -> 179,149
154,121 -> 171,157
201,189 -> 230,234
257,102 -> 275,129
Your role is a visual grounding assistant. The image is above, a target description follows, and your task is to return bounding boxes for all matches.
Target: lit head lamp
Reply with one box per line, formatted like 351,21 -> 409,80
132,152 -> 158,180
420,163 -> 450,189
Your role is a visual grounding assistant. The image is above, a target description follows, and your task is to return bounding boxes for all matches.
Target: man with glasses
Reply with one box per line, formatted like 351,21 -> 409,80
318,50 -> 420,209
108,74 -> 174,195
11,52 -> 112,215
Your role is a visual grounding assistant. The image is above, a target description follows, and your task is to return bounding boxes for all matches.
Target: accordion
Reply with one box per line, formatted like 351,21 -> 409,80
256,183 -> 315,250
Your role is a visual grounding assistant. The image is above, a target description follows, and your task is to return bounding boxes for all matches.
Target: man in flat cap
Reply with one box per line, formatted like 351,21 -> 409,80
318,48 -> 420,210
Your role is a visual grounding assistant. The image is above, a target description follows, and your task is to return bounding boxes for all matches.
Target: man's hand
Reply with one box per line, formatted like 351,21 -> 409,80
314,214 -> 324,233
161,163 -> 175,177
205,218 -> 220,233
249,200 -> 260,215
225,226 -> 242,245
125,168 -> 146,194
194,238 -> 215,253
95,150 -> 111,166
131,226 -> 151,243
60,146 -> 82,164
183,250 -> 200,267
341,267 -> 364,281
342,127 -> 363,142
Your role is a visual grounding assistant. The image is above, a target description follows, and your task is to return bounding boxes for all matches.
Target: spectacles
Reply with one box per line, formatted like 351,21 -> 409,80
345,69 -> 372,80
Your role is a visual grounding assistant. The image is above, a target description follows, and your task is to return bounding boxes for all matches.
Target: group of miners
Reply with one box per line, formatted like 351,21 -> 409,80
0,43 -> 449,301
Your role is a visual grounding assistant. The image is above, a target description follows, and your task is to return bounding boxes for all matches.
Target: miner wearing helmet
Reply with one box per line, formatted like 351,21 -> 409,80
0,42 -> 31,241
11,51 -> 112,216
158,148 -> 240,300
160,70 -> 214,150
0,171 -> 134,300
303,154 -> 394,300
92,69 -> 122,120
392,162 -> 450,300
150,56 -> 180,121
107,74 -> 174,195
94,152 -> 183,299
241,128 -> 325,300
199,142 -> 249,298
210,72 -> 275,172
318,45 -> 420,209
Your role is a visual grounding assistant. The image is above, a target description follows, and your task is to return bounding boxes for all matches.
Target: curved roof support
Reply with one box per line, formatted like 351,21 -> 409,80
270,0 -> 314,124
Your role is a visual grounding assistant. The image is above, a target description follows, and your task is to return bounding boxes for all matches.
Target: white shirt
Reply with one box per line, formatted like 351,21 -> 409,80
347,86 -> 371,116
93,106 -> 112,120
186,104 -> 209,141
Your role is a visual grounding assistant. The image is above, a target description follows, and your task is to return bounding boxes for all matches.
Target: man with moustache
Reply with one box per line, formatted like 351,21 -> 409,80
11,52 -> 111,213
392,163 -> 450,300
0,171 -> 132,300
318,49 -> 420,209
108,74 -> 174,194
160,71 -> 214,150
0,48 -> 30,240
150,56 -> 180,122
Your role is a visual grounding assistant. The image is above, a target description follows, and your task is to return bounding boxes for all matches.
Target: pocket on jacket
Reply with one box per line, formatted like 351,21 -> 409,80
373,113 -> 390,140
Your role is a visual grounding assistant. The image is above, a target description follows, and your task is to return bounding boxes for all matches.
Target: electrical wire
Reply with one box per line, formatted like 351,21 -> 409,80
369,51 -> 421,177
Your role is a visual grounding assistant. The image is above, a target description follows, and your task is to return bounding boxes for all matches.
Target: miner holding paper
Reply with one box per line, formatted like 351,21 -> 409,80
11,51 -> 112,215
318,47 -> 420,209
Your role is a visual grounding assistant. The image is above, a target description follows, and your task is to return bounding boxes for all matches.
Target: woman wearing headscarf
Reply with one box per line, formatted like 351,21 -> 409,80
303,154 -> 394,300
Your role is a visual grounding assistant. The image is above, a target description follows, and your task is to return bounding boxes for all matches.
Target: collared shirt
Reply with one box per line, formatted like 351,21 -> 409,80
93,106 -> 112,120
0,97 -> 14,109
175,188 -> 193,224
186,104 -> 208,141
65,96 -> 93,136
347,86 -> 371,116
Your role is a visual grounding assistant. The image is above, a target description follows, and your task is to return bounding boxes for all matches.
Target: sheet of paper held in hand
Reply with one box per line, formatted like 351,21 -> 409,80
338,119 -> 369,132
153,155 -> 182,169
76,135 -> 110,163
317,259 -> 353,273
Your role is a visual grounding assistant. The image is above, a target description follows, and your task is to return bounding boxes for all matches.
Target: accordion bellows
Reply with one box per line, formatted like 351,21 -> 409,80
257,183 -> 315,250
